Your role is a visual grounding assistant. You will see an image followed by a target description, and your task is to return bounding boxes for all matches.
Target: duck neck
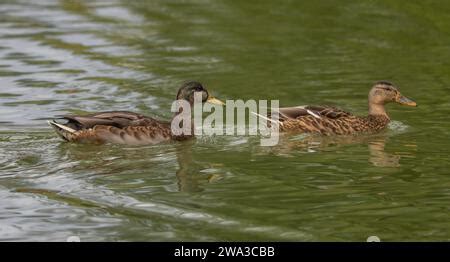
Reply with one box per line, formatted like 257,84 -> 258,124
367,102 -> 391,130
368,102 -> 389,120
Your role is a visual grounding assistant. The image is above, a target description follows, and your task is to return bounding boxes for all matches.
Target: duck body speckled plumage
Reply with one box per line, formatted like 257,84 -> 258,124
52,111 -> 174,145
273,81 -> 416,135
277,106 -> 390,135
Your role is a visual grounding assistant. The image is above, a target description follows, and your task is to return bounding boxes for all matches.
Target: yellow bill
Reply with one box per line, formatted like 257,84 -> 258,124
206,96 -> 225,106
397,95 -> 417,107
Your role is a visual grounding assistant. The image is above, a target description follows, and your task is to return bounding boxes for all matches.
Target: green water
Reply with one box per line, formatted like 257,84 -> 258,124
0,0 -> 449,241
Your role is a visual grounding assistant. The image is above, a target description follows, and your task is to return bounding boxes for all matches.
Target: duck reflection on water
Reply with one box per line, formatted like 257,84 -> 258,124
259,132 -> 416,168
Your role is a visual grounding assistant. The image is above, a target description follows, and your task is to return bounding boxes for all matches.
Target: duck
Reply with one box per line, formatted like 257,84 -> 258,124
269,81 -> 416,135
48,81 -> 224,145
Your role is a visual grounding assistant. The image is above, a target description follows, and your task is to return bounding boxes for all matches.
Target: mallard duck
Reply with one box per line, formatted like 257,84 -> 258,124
48,81 -> 224,145
270,81 -> 416,135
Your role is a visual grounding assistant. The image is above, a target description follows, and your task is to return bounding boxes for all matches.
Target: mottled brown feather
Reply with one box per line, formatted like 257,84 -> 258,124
51,111 -> 176,145
279,108 -> 390,135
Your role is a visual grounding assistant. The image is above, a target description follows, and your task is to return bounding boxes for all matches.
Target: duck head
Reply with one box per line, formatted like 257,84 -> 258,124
369,81 -> 417,107
368,81 -> 416,116
176,81 -> 224,106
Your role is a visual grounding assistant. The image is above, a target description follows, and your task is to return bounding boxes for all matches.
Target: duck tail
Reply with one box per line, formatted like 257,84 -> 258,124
47,120 -> 77,141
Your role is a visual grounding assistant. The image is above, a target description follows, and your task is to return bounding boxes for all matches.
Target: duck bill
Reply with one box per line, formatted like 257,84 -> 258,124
397,95 -> 417,107
206,96 -> 225,106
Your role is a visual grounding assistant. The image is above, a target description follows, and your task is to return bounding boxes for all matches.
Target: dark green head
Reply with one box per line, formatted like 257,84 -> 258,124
176,81 -> 224,105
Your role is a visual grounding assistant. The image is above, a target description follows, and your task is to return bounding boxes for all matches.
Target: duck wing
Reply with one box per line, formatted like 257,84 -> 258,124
275,105 -> 352,121
60,111 -> 169,130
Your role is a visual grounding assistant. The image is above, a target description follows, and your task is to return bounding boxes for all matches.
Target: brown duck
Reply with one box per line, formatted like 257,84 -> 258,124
48,81 -> 224,145
270,81 -> 416,135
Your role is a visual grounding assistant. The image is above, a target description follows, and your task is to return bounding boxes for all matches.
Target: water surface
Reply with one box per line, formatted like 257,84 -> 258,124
0,0 -> 449,241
